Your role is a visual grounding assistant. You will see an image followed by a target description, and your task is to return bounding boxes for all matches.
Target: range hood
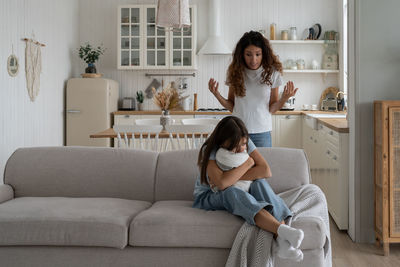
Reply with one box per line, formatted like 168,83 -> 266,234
198,0 -> 231,55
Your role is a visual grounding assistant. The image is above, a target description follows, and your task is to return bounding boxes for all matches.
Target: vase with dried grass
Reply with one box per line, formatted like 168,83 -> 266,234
152,83 -> 181,132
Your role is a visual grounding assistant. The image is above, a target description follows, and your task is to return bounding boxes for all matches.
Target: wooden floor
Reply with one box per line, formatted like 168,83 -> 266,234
330,217 -> 400,267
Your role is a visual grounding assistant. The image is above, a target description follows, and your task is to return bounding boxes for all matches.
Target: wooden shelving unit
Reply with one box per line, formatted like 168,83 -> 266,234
374,100 -> 400,256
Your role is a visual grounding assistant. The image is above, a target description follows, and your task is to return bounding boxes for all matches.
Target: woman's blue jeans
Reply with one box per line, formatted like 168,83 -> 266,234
249,131 -> 272,147
193,179 -> 292,225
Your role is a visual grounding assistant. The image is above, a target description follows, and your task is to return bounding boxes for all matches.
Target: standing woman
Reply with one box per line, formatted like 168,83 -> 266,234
209,31 -> 298,147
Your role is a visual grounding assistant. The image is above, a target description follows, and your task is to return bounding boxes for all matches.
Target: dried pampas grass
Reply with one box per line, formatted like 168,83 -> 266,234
152,82 -> 181,111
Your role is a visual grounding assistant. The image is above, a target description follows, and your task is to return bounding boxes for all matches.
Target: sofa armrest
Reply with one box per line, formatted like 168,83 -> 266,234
291,216 -> 327,251
0,184 -> 14,204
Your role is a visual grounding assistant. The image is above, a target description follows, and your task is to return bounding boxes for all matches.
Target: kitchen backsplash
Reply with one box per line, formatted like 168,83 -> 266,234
79,0 -> 340,110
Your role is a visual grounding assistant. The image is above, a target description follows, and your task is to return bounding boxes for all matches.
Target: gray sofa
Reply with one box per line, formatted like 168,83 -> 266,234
0,146 -> 330,267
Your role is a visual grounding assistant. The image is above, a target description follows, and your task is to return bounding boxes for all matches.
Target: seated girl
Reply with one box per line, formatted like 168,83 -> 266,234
193,116 -> 304,261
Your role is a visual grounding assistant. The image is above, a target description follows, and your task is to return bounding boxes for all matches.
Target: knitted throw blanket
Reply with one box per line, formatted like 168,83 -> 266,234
225,184 -> 332,267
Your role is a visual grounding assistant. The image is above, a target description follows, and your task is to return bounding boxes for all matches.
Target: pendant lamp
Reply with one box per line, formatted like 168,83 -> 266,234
156,0 -> 191,30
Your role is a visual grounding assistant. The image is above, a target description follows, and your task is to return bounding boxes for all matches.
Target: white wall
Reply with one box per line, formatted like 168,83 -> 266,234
351,0 -> 400,242
0,0 -> 80,180
79,0 -> 339,110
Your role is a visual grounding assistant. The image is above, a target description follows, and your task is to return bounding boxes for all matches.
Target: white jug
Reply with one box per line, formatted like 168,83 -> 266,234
182,97 -> 192,111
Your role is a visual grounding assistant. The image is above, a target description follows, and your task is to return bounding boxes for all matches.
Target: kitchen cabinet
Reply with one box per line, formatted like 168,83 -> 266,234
118,5 -> 197,70
374,100 -> 400,255
319,124 -> 349,230
274,115 -> 302,148
303,116 -> 349,230
302,116 -> 319,169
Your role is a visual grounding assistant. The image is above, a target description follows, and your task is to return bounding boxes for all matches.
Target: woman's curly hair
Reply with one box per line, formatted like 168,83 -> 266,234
226,31 -> 283,97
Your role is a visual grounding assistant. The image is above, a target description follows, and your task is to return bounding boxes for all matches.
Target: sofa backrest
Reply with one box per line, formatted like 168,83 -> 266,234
154,147 -> 311,201
4,147 -> 158,202
154,149 -> 200,201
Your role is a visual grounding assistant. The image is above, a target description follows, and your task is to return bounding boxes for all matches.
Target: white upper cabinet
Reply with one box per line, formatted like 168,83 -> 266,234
118,5 -> 197,70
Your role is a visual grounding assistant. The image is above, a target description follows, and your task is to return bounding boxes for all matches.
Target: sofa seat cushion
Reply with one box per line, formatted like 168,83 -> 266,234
130,200 -> 243,248
130,201 -> 327,251
0,197 -> 151,249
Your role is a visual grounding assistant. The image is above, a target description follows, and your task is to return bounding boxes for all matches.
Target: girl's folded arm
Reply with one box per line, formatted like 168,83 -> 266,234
207,159 -> 253,190
239,149 -> 272,181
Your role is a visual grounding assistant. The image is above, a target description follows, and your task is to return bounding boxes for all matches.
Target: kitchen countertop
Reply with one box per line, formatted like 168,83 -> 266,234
113,110 -> 348,133
317,118 -> 349,133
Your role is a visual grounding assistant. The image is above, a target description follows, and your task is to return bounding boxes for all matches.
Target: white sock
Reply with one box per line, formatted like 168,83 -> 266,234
277,224 -> 304,249
276,236 -> 304,262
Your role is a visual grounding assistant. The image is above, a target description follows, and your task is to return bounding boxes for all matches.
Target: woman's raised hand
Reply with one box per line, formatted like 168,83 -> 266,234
282,81 -> 298,100
208,78 -> 220,96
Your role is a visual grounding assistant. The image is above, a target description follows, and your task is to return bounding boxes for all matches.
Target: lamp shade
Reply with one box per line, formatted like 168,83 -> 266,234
156,0 -> 190,29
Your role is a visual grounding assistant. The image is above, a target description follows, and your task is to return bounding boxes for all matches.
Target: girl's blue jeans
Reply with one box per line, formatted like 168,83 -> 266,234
249,131 -> 272,148
193,179 -> 292,225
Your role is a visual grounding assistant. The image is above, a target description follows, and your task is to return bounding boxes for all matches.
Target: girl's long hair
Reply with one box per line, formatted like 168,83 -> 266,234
226,31 -> 283,97
197,116 -> 249,185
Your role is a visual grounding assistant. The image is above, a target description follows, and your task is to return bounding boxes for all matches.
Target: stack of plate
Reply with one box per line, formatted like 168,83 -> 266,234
302,23 -> 322,40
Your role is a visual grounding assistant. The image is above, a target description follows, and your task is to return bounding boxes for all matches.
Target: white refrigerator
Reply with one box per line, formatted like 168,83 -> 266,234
66,78 -> 119,147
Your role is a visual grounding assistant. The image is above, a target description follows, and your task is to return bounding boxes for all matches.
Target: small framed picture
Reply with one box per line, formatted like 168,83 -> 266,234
7,54 -> 19,77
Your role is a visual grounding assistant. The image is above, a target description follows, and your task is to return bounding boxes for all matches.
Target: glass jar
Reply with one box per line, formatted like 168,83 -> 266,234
289,27 -> 297,40
270,23 -> 276,40
296,59 -> 305,70
284,59 -> 295,70
281,30 -> 288,40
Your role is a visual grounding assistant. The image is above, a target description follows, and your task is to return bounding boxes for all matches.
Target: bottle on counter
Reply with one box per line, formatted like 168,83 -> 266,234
193,93 -> 198,111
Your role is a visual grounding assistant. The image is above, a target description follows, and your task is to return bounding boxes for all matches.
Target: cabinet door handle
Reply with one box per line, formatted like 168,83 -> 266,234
329,131 -> 334,135
66,110 -> 81,113
333,155 -> 337,160
124,115 -> 130,118
327,150 -> 330,155
285,115 -> 291,119
310,136 -> 313,140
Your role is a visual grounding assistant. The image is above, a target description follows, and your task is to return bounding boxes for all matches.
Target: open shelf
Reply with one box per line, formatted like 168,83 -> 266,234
283,69 -> 339,73
270,40 -> 326,44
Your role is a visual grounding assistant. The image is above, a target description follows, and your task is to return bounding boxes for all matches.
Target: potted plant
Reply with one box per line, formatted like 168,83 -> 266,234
78,43 -> 106,73
136,90 -> 144,111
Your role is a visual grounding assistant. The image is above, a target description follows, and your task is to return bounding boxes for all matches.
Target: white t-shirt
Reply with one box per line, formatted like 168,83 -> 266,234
232,67 -> 283,133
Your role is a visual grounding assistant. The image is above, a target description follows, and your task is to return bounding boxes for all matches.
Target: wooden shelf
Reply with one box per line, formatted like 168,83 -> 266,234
283,69 -> 339,73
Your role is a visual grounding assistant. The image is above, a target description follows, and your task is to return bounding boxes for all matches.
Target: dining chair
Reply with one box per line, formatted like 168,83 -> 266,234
165,124 -> 215,150
113,124 -> 163,151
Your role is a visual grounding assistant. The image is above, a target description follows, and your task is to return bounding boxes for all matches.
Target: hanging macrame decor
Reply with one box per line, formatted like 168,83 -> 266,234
156,0 -> 190,31
23,37 -> 43,102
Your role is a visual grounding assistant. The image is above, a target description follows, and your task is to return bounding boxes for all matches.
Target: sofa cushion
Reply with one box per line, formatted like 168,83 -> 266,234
130,201 -> 326,251
4,147 -> 158,202
154,148 -> 311,202
130,200 -> 243,248
0,197 -> 151,249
